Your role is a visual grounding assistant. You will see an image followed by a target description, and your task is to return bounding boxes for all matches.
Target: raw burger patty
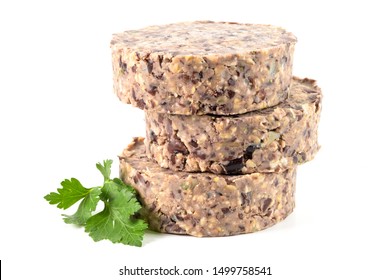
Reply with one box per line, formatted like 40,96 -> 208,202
119,137 -> 296,237
145,77 -> 322,174
111,21 -> 297,115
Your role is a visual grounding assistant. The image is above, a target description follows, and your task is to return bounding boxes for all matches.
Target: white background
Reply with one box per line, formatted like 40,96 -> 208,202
1,0 -> 389,279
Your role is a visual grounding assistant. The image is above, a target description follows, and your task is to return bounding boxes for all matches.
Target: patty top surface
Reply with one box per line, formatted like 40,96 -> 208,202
111,21 -> 297,56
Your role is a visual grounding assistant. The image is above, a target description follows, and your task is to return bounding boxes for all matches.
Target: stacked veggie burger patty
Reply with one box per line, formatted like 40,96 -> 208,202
111,21 -> 322,237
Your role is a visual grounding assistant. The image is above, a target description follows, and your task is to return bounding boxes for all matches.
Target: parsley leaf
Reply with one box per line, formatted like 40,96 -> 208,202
63,187 -> 102,225
112,177 -> 137,195
85,181 -> 147,247
44,178 -> 91,209
96,159 -> 113,182
44,160 -> 147,247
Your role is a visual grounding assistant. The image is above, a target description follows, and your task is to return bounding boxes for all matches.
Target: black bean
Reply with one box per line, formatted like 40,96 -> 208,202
228,78 -> 235,86
149,130 -> 157,142
225,178 -> 234,185
315,102 -> 320,113
209,105 -> 217,111
167,136 -> 189,155
136,99 -> 146,109
131,88 -> 136,99
284,146 -> 294,156
131,65 -> 137,73
241,192 -> 252,206
170,154 -> 176,165
132,88 -> 146,109
158,55 -> 163,68
134,172 -> 145,184
247,77 -> 255,89
153,72 -> 164,80
244,144 -> 261,160
221,208 -> 230,214
119,56 -> 128,74
147,60 -> 153,74
223,157 -> 244,174
196,152 -> 207,160
261,198 -> 273,212
264,209 -> 272,217
227,90 -> 235,99
147,86 -> 158,96
215,89 -> 224,97
166,224 -> 186,234
189,140 -> 198,148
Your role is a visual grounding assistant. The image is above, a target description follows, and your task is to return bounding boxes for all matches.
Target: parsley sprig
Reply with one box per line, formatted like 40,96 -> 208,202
44,160 -> 148,247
